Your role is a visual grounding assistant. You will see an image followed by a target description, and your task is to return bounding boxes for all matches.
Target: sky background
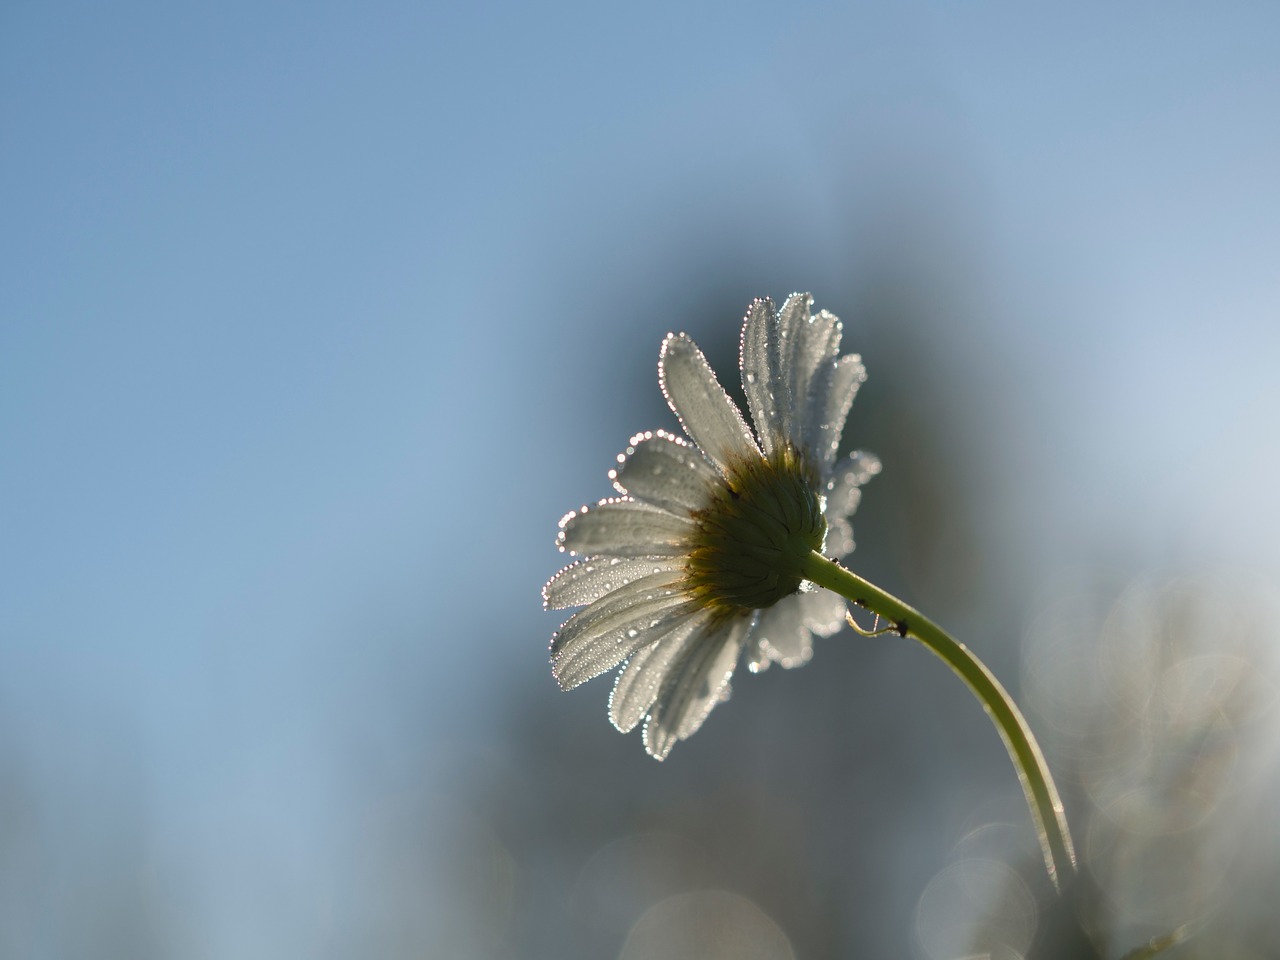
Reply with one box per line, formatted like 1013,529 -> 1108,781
3,3 -> 1279,958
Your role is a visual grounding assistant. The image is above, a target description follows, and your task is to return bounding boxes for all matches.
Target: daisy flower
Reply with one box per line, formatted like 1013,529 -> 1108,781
543,293 -> 880,760
541,294 -> 1078,893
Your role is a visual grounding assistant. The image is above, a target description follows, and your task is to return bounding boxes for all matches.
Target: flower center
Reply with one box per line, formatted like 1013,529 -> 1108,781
686,445 -> 827,612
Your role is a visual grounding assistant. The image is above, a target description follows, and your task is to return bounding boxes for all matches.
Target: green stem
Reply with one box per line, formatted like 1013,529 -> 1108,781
799,550 -> 1077,889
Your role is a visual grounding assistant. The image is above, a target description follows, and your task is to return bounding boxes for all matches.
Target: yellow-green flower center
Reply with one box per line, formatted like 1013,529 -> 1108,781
686,446 -> 827,613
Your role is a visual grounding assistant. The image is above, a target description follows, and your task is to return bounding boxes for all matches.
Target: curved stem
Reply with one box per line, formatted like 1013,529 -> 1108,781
799,551 -> 1077,888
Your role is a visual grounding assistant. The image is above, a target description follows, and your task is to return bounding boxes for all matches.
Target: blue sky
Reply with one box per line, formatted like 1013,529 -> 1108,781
3,2 -> 1279,956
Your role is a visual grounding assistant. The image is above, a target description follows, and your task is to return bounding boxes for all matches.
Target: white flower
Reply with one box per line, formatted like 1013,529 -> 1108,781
544,294 -> 880,760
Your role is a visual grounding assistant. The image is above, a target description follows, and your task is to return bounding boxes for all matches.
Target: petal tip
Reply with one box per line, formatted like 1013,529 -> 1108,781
659,331 -> 690,357
641,719 -> 673,761
549,656 -> 585,691
781,291 -> 814,312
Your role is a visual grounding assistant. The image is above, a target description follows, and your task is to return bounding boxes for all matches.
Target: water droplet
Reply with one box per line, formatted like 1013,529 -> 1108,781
626,628 -> 639,639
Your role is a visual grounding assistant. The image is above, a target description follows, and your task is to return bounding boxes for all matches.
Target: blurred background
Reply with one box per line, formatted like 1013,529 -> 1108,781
3,2 -> 1279,957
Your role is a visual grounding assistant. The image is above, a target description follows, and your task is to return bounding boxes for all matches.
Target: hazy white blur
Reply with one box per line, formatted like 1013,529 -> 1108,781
3,3 -> 1278,957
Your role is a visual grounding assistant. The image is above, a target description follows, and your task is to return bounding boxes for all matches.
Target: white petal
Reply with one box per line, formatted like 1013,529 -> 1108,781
739,297 -> 786,458
609,430 -> 720,514
750,596 -> 813,669
543,557 -> 685,610
551,581 -> 699,690
659,333 -> 761,474
798,587 -> 847,637
669,616 -> 751,741
810,309 -> 844,367
781,297 -> 842,443
833,487 -> 861,522
807,353 -> 867,471
745,633 -> 771,674
772,293 -> 809,445
558,498 -> 696,558
551,570 -> 686,651
608,609 -> 712,733
642,615 -> 750,760
825,517 -> 855,558
827,450 -> 881,520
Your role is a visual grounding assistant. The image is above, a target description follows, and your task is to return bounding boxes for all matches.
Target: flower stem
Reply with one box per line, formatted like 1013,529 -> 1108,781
799,551 -> 1077,889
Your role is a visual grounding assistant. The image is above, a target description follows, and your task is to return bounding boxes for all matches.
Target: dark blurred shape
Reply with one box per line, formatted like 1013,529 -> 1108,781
456,190 -> 1040,958
0,717 -> 166,960
1027,873 -> 1107,960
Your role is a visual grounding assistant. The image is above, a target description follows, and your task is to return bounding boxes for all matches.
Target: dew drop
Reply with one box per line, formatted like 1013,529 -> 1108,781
626,628 -> 639,639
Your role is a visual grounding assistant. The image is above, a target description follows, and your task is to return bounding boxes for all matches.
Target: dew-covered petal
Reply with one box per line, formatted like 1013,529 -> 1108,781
739,297 -> 786,458
608,609 -> 713,733
551,580 -> 700,690
543,557 -> 686,610
781,297 -> 842,442
609,430 -> 720,514
809,309 -> 844,366
660,333 -> 761,474
745,632 -> 771,674
558,498 -> 697,558
772,293 -> 809,444
642,615 -> 750,760
825,516 -> 855,558
749,595 -> 814,669
827,450 -> 881,520
551,570 -> 686,653
798,586 -> 847,637
807,353 -> 867,471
